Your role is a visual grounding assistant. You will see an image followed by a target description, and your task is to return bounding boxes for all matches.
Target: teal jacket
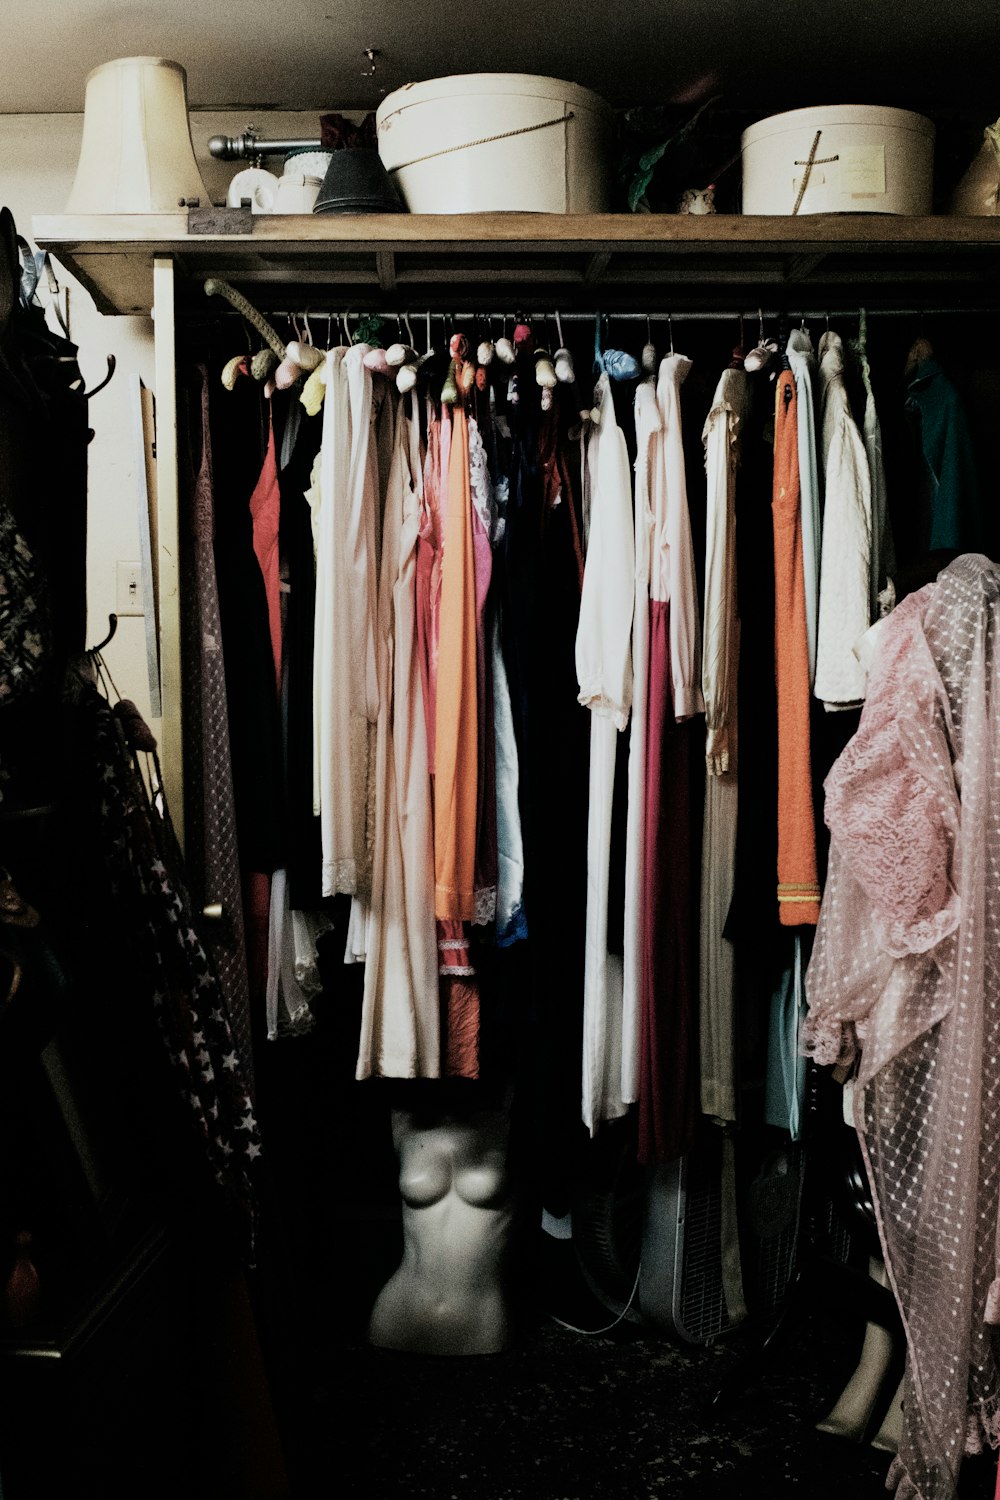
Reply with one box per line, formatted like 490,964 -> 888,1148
905,357 -> 984,553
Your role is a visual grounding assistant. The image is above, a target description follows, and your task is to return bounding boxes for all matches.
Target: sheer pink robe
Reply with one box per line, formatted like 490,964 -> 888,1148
804,556 -> 1000,1500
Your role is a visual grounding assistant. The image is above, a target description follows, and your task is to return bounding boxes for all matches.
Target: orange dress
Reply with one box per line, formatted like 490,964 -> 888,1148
772,372 -> 821,926
433,406 -> 479,922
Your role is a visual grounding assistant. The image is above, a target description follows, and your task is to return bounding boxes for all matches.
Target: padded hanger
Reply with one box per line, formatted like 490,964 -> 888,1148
904,332 -> 934,378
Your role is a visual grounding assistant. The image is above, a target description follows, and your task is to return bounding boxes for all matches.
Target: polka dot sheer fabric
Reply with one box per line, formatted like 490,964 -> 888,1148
804,555 -> 1000,1500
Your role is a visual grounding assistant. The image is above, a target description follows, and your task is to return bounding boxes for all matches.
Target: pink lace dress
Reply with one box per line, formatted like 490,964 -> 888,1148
804,555 -> 1000,1500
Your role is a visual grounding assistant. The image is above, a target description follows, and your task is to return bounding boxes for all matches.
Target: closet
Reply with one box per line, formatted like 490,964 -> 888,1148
23,204 -> 1000,1498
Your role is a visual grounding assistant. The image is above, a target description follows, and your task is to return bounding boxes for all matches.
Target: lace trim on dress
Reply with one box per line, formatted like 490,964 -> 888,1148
468,418 -> 496,540
577,688 -> 629,733
472,885 -> 497,926
322,858 -> 357,897
268,1001 -> 316,1042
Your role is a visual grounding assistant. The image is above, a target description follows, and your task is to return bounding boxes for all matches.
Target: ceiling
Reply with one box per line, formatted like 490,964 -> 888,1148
6,0 -> 1000,118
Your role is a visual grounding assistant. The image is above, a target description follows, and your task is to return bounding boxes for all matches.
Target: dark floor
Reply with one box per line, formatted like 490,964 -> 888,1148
300,1314 -> 945,1500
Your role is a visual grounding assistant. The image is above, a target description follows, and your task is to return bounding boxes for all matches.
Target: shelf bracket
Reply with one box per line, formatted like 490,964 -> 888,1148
376,249 -> 397,294
585,251 -> 613,283
786,252 -> 827,282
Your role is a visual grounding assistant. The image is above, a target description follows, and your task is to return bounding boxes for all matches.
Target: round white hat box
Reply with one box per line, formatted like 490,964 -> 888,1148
376,73 -> 614,214
741,105 -> 935,215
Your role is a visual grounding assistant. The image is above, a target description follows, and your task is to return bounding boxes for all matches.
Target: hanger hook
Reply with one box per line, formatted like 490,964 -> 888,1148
83,353 -> 116,400
89,612 -> 118,654
668,312 -> 674,356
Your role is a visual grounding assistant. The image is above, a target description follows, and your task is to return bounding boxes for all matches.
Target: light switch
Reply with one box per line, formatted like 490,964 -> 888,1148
116,560 -> 143,616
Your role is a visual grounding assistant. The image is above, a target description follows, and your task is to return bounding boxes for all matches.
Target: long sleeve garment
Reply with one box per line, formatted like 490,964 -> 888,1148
412,407 -> 480,1074
853,317 -> 895,615
469,418 -> 498,924
357,397 -> 440,1078
786,329 -> 822,687
576,371 -> 635,1134
311,345 -> 381,899
639,352 -> 703,1165
701,367 -> 747,774
803,557 -> 1000,1500
699,367 -> 749,1122
621,380 -> 659,1107
649,354 -> 705,719
343,349 -> 388,956
814,330 -> 872,711
492,610 -> 527,947
905,355 -> 985,554
773,372 -> 821,927
434,405 -> 479,921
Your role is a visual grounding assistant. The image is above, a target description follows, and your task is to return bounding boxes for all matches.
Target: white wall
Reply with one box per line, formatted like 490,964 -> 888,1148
0,109 -> 328,729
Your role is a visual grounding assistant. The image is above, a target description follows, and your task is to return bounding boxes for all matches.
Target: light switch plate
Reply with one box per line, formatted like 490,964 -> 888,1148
116,560 -> 143,616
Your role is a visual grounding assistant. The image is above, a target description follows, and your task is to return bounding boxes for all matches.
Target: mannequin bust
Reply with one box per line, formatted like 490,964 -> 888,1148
368,1108 -> 512,1356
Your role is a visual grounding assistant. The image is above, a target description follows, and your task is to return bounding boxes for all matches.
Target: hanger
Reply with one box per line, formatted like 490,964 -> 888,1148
203,278 -> 286,360
640,314 -> 657,377
495,314 -> 515,366
597,313 -> 640,382
744,308 -> 778,372
904,331 -> 934,378
554,310 -> 575,384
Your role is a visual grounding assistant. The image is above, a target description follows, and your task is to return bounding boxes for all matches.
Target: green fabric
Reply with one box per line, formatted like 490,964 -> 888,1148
905,357 -> 984,553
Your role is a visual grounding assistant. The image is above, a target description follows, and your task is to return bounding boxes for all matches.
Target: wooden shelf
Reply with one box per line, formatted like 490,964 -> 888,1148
32,212 -> 1000,317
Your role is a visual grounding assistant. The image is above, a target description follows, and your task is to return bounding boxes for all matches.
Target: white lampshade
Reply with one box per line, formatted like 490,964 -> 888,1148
66,56 -> 209,213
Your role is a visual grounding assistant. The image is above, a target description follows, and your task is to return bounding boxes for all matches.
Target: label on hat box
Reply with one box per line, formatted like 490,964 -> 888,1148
840,144 -> 886,197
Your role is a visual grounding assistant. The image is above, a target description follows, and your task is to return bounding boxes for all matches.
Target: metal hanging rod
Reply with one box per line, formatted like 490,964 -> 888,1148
185,304 -> 1000,323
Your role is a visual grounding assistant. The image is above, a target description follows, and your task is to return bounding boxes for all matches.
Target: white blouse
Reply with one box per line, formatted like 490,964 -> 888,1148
814,330 -> 873,711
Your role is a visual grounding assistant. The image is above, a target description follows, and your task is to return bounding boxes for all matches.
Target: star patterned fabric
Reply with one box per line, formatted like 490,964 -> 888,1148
78,682 -> 261,1257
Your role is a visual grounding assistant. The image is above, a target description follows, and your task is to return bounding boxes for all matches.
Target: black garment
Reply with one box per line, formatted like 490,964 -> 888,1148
722,371 -> 782,1101
276,396 -> 323,909
0,209 -> 88,812
206,368 -> 283,876
178,364 -> 255,1092
500,383 -> 590,1212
